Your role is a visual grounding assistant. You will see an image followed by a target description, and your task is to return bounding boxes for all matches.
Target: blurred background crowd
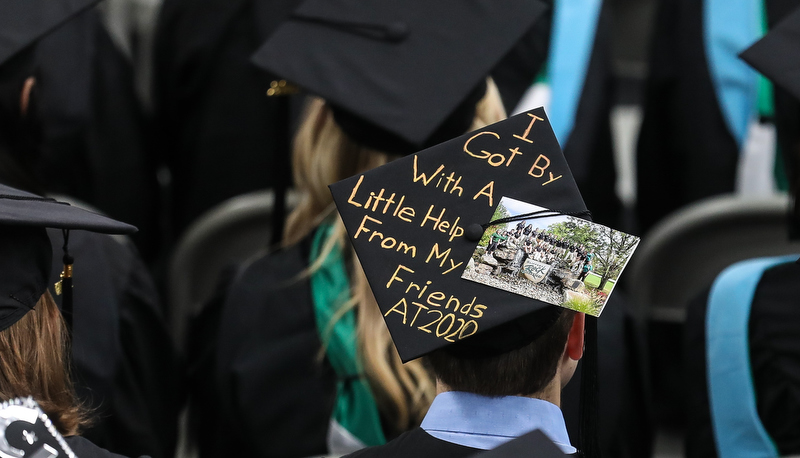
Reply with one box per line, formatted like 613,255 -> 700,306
2,0 -> 800,456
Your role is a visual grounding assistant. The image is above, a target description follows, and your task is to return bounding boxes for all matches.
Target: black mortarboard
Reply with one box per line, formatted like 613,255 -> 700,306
331,109 -> 637,458
0,183 -> 135,332
469,430 -> 567,458
0,0 -> 100,66
330,108 -> 589,362
739,7 -> 800,101
251,0 -> 548,154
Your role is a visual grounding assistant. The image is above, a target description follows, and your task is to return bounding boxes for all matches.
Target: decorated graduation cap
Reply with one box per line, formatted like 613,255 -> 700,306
331,108 -> 606,361
251,0 -> 548,154
331,109 -> 640,458
0,183 -> 135,333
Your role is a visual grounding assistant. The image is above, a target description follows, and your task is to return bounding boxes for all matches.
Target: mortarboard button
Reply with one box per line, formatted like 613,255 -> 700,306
465,224 -> 484,242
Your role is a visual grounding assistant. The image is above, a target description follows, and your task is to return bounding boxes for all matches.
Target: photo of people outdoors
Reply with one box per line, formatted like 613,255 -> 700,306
462,197 -> 640,316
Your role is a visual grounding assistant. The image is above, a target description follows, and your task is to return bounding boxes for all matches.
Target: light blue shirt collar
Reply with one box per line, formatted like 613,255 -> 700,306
420,391 -> 576,454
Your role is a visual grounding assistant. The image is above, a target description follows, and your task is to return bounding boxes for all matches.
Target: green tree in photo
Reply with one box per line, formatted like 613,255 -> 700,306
591,226 -> 638,290
548,217 -> 600,247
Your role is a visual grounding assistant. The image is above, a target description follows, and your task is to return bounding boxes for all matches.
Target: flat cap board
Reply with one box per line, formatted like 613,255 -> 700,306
740,6 -> 800,101
0,0 -> 100,65
330,108 -> 588,361
0,183 -> 136,233
252,0 -> 548,148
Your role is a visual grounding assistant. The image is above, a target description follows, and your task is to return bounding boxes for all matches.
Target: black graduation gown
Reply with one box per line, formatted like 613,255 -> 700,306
47,229 -> 182,458
190,236 -> 337,458
684,260 -> 800,457
345,428 -> 581,458
491,1 -> 620,228
34,7 -> 159,260
636,0 -> 800,233
152,0 -> 300,237
344,428 -> 480,458
64,436 -> 146,458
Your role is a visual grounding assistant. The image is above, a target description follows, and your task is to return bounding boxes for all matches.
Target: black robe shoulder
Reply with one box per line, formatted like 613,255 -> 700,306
35,8 -> 158,258
636,0 -> 800,232
152,0 -> 301,235
65,436 -> 147,458
344,428 -> 479,458
191,237 -> 337,458
685,260 -> 800,457
47,230 -> 182,458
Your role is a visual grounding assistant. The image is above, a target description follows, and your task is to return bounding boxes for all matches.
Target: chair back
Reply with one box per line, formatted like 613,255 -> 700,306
628,193 -> 800,323
168,189 -> 299,348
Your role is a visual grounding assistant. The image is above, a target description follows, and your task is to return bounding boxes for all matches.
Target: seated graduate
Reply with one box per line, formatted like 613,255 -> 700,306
685,256 -> 800,458
0,183 -> 143,458
636,0 -> 800,232
193,2 -> 551,457
0,4 -> 182,456
327,108 -> 637,456
683,12 -> 800,457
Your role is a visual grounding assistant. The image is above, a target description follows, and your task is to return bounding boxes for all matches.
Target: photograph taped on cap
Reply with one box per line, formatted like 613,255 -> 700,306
462,196 -> 639,316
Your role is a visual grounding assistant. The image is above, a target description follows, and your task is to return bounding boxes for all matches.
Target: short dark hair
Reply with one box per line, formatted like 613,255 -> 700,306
425,309 -> 576,396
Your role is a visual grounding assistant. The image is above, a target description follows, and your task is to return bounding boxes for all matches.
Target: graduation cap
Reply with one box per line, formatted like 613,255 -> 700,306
740,7 -> 800,239
468,429 -> 567,458
0,0 -> 100,66
330,109 -> 637,458
330,108 -> 593,361
740,7 -> 800,101
251,0 -> 548,154
0,183 -> 135,333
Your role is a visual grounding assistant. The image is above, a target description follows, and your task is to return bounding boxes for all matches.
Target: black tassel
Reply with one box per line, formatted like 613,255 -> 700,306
55,229 -> 74,333
579,315 -> 600,458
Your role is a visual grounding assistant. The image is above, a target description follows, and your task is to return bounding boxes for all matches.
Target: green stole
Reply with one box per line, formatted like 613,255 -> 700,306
309,224 -> 386,447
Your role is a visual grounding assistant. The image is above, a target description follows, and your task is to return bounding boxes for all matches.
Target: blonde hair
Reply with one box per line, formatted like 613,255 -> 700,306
284,79 -> 506,434
0,291 -> 89,436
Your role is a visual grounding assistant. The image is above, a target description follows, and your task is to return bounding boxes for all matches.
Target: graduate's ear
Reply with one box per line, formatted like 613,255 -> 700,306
566,312 -> 585,361
20,77 -> 35,117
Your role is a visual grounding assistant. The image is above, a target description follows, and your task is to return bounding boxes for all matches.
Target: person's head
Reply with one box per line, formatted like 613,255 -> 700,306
327,104 -> 616,457
426,309 -> 585,404
0,185 -> 135,435
281,78 -> 506,433
254,0 -> 549,434
0,0 -> 104,195
0,290 -> 87,435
